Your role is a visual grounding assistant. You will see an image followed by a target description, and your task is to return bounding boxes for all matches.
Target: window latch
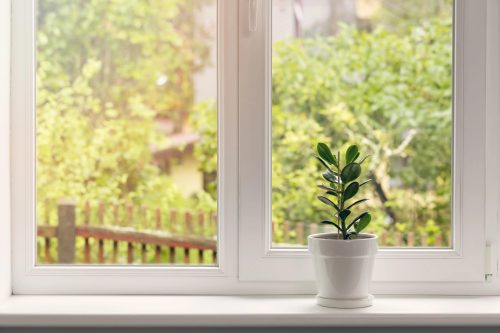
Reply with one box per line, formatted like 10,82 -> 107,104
249,0 -> 258,32
485,243 -> 494,282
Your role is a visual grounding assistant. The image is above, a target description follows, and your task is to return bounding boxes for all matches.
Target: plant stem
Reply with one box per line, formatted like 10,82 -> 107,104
337,151 -> 347,239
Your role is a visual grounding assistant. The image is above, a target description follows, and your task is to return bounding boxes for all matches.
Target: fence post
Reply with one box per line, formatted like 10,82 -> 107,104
98,201 -> 105,225
394,232 -> 402,246
381,232 -> 387,246
197,212 -> 205,236
57,198 -> 76,264
185,212 -> 193,235
126,204 -> 133,227
283,221 -> 290,243
155,208 -> 162,230
407,232 -> 415,247
170,209 -> 177,234
420,233 -> 428,247
309,223 -> 318,236
211,212 -> 217,239
83,201 -> 91,263
297,222 -> 305,245
435,233 -> 443,247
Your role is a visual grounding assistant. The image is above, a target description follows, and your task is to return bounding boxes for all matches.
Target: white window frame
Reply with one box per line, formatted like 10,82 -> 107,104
10,0 -> 312,295
7,0 -> 500,295
0,0 -> 12,301
238,0 -> 498,289
11,0 -> 243,295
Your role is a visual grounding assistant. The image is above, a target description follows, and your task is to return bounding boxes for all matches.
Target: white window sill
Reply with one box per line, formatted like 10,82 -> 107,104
1,295 -> 500,327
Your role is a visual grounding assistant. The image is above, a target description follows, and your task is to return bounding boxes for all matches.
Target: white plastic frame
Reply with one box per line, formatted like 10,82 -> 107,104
8,0 -> 500,296
11,0 -> 316,296
0,0 -> 12,300
11,0 -> 242,294
239,0 -> 489,283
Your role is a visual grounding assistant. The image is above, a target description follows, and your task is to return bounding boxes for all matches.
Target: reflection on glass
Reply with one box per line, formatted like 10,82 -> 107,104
272,0 -> 453,248
36,0 -> 218,265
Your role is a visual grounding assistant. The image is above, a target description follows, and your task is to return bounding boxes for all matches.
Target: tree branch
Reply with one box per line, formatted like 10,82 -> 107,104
369,171 -> 397,225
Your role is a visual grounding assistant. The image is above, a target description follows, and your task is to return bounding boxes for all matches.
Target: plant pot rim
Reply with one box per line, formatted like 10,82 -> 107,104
308,232 -> 378,242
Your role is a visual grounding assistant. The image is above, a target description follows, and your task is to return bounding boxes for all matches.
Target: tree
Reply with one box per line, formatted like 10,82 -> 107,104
37,0 -> 213,122
36,0 -> 217,225
271,16 -> 453,241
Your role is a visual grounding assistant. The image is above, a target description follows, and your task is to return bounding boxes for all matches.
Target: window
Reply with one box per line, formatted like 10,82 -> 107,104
35,0 -> 218,266
10,0 -> 498,295
12,0 -> 239,294
271,0 -> 454,249
239,0 -> 491,284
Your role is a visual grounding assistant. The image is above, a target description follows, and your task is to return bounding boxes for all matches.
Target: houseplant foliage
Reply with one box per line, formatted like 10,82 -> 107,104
309,142 -> 378,308
316,143 -> 372,240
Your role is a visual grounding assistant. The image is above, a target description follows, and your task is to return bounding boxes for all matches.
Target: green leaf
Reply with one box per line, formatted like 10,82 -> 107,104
343,182 -> 359,201
346,145 -> 359,164
338,209 -> 351,222
318,184 -> 337,192
322,170 -> 338,183
317,143 -> 337,166
321,220 -> 341,232
358,155 -> 370,165
341,163 -> 361,183
317,196 -> 340,212
346,211 -> 369,231
347,232 -> 358,239
359,179 -> 372,187
316,156 -> 335,173
345,198 -> 368,210
318,185 -> 339,196
354,213 -> 372,233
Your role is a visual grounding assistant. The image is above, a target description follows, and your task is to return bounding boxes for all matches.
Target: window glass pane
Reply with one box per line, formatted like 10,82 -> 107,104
272,0 -> 453,248
36,0 -> 218,265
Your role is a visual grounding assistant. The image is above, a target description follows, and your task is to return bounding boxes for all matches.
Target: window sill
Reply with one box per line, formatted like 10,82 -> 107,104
1,295 -> 500,327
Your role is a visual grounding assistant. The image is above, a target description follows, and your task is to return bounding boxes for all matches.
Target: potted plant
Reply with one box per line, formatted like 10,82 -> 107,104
308,143 -> 378,308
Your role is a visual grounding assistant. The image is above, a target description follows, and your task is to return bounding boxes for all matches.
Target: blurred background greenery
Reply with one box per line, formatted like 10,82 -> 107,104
271,0 -> 453,247
36,0 -> 453,263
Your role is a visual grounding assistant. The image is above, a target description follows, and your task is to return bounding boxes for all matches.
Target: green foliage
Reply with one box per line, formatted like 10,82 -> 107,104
36,0 -> 454,249
373,0 -> 453,34
37,0 -> 213,119
317,143 -> 372,239
317,142 -> 337,166
190,100 -> 218,198
271,16 -> 453,243
37,59 -> 190,224
36,0 -> 217,227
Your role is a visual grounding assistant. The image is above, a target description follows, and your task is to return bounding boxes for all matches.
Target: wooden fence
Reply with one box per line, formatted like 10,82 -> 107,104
37,200 -> 449,264
273,221 -> 448,247
37,199 -> 217,265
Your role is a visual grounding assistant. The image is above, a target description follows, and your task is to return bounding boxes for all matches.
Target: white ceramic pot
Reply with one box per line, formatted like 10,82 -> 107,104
308,233 -> 378,308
